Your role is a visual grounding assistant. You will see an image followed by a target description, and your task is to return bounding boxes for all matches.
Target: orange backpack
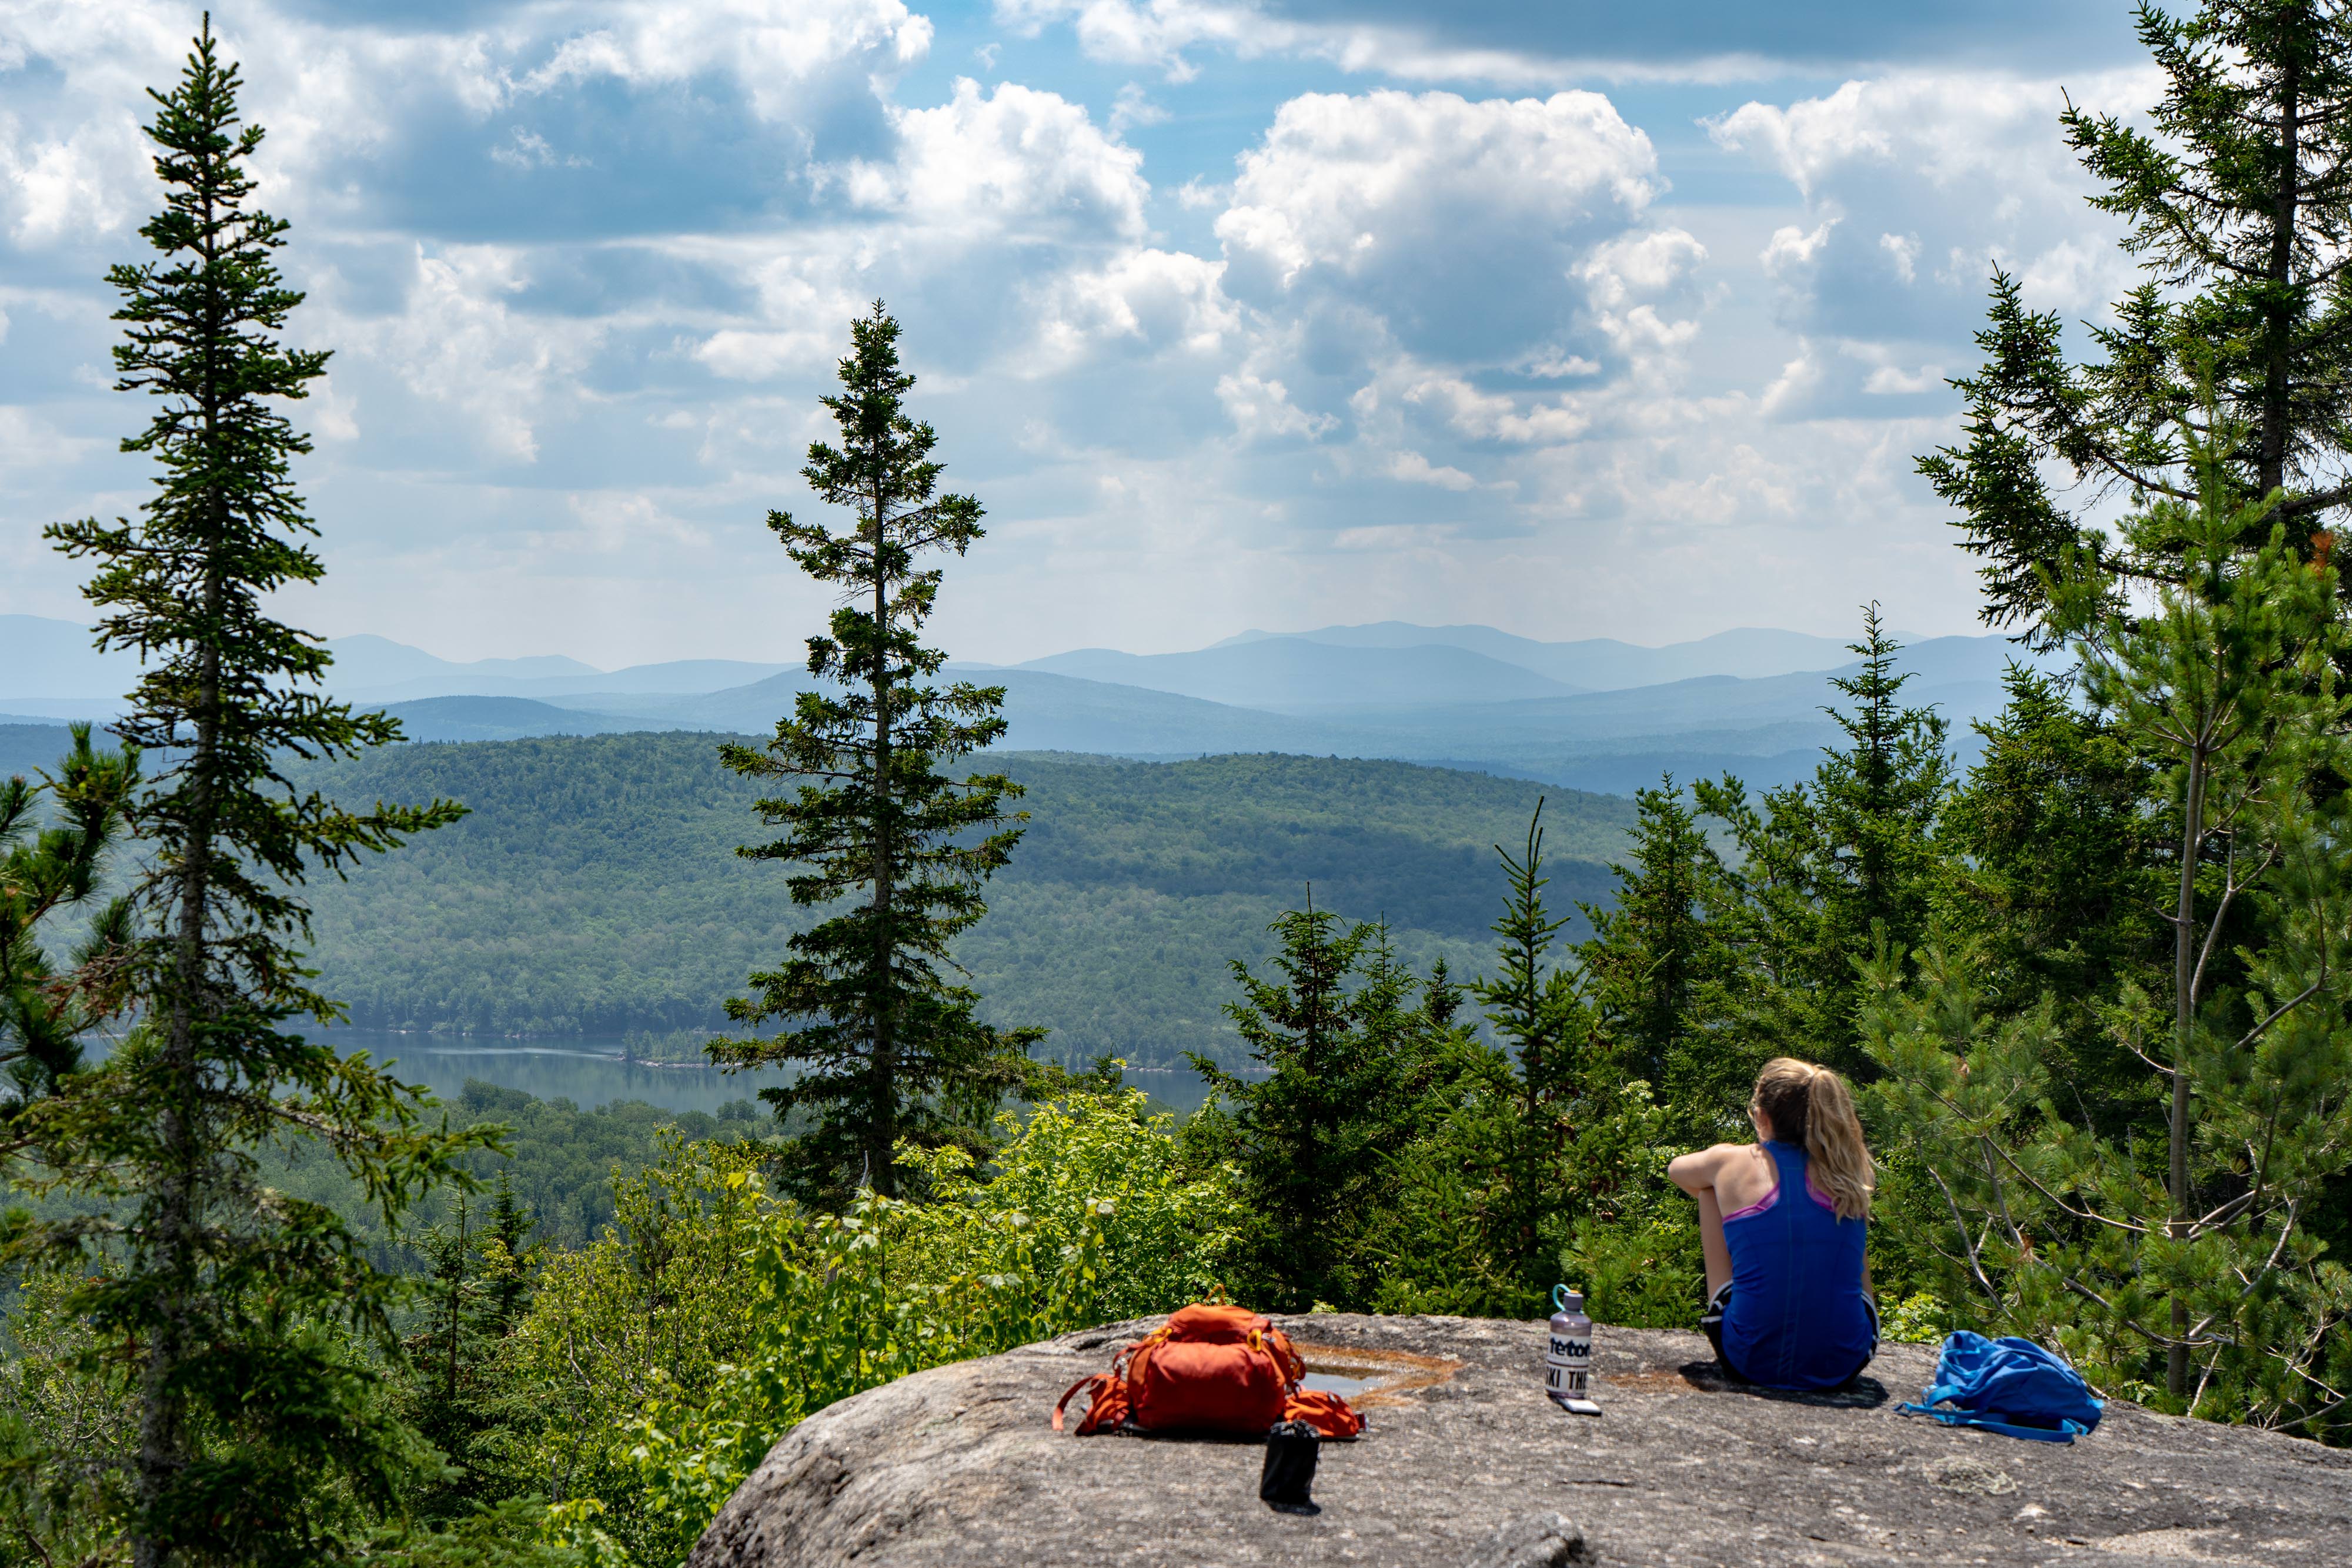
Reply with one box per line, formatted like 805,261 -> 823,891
1053,1303 -> 1364,1439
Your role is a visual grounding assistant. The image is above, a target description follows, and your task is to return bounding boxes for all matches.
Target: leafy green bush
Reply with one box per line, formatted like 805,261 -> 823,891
485,1082 -> 1237,1566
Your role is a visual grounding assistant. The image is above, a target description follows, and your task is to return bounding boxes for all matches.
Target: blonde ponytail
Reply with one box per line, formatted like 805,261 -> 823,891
1750,1057 -> 1875,1222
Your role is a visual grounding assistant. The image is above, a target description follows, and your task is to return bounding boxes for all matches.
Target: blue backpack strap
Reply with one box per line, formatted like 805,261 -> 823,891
1898,1402 -> 2082,1443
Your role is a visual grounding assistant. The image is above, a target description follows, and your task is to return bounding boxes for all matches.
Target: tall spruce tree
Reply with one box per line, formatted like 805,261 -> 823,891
710,303 -> 1037,1201
1870,385 -> 2352,1420
1811,607 -> 1953,972
1921,0 -> 2352,635
1576,775 -> 1740,1135
1933,664 -> 2170,1130
1695,609 -> 1950,1078
28,25 -> 484,1565
1192,906 -> 1394,1310
1472,805 -> 1604,1308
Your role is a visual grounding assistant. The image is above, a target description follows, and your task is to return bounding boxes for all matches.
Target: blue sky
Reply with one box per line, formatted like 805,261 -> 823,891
0,1 -> 2156,666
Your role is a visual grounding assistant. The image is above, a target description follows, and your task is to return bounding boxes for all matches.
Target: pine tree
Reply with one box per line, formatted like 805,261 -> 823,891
1935,664 -> 2170,1129
1192,902 -> 1377,1310
1576,775 -> 1740,1135
1472,805 -> 1603,1307
710,303 -> 1037,1201
26,25 -> 486,1564
1695,609 -> 1950,1077
1,724 -> 141,1106
1870,383 -> 2352,1419
402,1175 -> 539,1520
1812,606 -> 1953,976
1920,0 -> 2352,634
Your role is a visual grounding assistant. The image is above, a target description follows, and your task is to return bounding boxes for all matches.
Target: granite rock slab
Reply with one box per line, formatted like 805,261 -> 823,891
687,1313 -> 2352,1567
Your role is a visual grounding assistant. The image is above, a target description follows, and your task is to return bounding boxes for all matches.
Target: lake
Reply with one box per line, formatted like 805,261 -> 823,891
329,1031 -> 1230,1118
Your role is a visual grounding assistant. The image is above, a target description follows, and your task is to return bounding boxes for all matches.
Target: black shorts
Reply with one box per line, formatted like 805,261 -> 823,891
1698,1281 -> 1879,1388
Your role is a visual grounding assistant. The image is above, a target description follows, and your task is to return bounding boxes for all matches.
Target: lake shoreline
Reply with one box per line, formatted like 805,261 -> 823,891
322,1030 -> 1250,1117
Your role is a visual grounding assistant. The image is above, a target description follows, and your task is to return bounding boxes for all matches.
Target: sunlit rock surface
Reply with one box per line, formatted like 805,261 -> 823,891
687,1313 -> 2352,1567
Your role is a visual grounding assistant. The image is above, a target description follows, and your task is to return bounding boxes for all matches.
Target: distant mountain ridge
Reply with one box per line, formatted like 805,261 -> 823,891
1210,621 -> 1914,691
1010,638 -> 1585,713
2,613 -> 2047,797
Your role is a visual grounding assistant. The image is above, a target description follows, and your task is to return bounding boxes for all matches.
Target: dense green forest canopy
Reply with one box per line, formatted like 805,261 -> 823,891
258,735 -> 1633,1068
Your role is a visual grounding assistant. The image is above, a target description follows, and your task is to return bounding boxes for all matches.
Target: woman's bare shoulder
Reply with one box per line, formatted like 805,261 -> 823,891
1668,1141 -> 1757,1183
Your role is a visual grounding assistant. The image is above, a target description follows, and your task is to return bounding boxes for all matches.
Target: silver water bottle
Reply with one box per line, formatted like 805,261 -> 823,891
1546,1284 -> 1602,1415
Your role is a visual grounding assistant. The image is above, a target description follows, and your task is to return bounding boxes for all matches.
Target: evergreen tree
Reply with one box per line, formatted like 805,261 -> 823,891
1192,904 -> 1377,1311
479,1171 -> 537,1333
402,1174 -> 540,1521
1920,0 -> 2352,634
27,26 -> 486,1564
1576,775 -> 1740,1136
1935,664 -> 2171,1129
710,304 -> 1037,1201
1471,805 -> 1603,1308
1872,382 -> 2352,1420
1696,609 -> 1950,1076
1813,606 -> 1953,974
1,724 -> 141,1106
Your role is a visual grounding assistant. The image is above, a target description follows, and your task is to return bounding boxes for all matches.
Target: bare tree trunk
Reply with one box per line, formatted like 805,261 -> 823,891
447,1195 -> 467,1405
2261,48 -> 2301,503
2168,745 -> 2206,1402
870,477 -> 895,1198
134,190 -> 228,1553
135,575 -> 219,1568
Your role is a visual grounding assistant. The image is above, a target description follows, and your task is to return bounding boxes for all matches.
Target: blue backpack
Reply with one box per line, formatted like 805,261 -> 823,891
1899,1332 -> 2103,1443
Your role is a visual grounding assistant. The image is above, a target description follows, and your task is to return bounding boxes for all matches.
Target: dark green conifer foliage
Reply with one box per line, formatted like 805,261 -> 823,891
1920,0 -> 2352,634
28,25 -> 486,1565
1935,666 -> 2170,1129
1576,776 -> 1741,1135
1471,806 -> 1602,1305
1192,904 -> 1373,1310
1193,910 -> 1468,1312
403,1175 -> 537,1520
1812,607 -> 1953,968
0,724 -> 141,1105
1696,609 -> 1950,1076
710,304 -> 1037,1201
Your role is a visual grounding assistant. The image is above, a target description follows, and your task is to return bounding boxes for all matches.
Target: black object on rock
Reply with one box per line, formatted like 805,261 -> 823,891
1260,1419 -> 1319,1512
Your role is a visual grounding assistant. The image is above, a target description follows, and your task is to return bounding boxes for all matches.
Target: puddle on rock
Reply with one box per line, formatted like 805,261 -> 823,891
1289,1343 -> 1468,1408
1301,1371 -> 1374,1399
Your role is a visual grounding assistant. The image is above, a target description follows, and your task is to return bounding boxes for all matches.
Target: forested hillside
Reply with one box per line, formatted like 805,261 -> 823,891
273,735 -> 1634,1068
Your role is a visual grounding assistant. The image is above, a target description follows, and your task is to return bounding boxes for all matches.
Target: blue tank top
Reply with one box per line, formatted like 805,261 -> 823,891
1721,1139 -> 1873,1389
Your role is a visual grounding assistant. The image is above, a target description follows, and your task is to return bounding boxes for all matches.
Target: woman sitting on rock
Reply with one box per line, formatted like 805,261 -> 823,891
1667,1057 -> 1878,1390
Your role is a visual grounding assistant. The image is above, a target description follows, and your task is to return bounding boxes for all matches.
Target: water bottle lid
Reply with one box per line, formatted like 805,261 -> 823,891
1552,1283 -> 1584,1313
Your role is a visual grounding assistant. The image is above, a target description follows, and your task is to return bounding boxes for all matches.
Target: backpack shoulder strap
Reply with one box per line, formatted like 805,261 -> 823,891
1899,1401 -> 2084,1444
1054,1373 -> 1105,1433
1259,1325 -> 1305,1388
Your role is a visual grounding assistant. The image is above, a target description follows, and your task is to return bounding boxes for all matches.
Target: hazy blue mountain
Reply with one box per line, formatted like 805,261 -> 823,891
0,615 -> 2049,804
377,696 -> 686,743
1212,621 -> 1919,691
329,632 -> 789,703
1013,637 -> 1583,712
0,614 -> 143,700
600,667 -> 1367,757
0,697 -> 127,721
328,633 -> 602,692
1354,636 -> 2029,745
345,659 -> 794,705
2,723 -> 78,781
983,670 -> 1368,753
516,658 -> 792,696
